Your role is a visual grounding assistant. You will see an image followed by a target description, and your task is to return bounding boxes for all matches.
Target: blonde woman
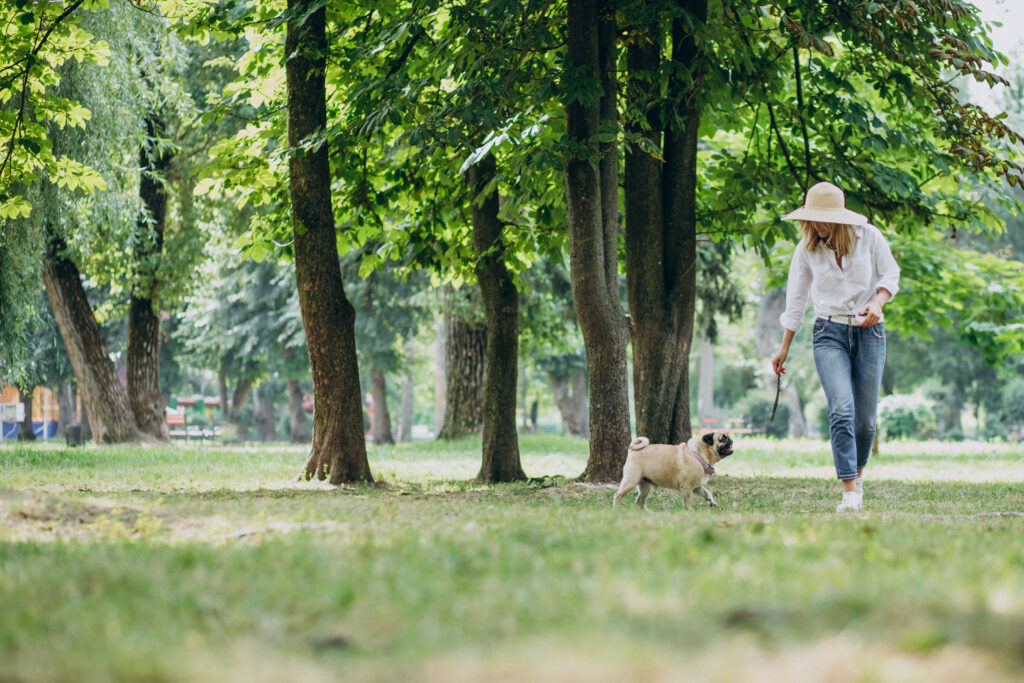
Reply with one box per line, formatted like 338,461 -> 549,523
771,182 -> 900,512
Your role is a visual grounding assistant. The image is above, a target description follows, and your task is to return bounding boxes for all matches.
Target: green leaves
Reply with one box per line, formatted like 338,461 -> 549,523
0,195 -> 32,220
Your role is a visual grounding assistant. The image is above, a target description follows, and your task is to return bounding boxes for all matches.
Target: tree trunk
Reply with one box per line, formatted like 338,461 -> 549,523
126,117 -> 171,441
755,287 -> 787,392
433,317 -> 446,436
565,0 -> 631,482
16,384 -> 35,441
57,382 -> 74,438
624,1 -> 706,446
287,0 -> 372,484
469,152 -> 525,482
942,385 -> 964,436
437,294 -> 486,440
755,286 -> 806,436
218,366 -> 229,425
42,231 -> 141,444
228,379 -> 252,442
399,337 -> 415,442
370,369 -> 394,445
253,383 -> 277,442
786,384 -> 806,438
286,377 -> 310,444
549,367 -> 588,438
697,333 -> 715,426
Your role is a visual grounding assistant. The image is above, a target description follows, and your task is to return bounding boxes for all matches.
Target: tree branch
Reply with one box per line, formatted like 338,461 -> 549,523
765,99 -> 802,187
793,43 -> 812,189
0,0 -> 87,185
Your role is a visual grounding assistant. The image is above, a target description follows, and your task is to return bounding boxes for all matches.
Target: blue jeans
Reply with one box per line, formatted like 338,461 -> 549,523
812,318 -> 886,480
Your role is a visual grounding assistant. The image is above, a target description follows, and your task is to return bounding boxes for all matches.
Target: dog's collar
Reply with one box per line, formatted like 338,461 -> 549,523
690,449 -> 715,476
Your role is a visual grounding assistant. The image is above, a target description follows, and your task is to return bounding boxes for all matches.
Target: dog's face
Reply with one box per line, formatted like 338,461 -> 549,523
700,431 -> 734,459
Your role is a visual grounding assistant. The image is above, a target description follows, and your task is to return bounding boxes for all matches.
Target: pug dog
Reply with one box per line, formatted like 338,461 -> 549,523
612,431 -> 735,511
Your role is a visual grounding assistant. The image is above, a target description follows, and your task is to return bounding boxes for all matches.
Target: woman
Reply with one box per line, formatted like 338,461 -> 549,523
771,182 -> 900,512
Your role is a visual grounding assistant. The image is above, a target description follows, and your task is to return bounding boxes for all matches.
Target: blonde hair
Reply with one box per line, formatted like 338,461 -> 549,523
801,221 -> 855,258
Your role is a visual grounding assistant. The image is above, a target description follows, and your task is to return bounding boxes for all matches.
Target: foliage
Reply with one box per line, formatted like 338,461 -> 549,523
0,0 -> 110,213
743,396 -> 790,439
878,393 -> 939,440
1,0 -> 110,356
984,377 -> 1024,439
175,251 -> 304,388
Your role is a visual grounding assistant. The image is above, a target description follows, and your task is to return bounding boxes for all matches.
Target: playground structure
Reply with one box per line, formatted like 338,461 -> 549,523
166,395 -> 223,440
0,386 -> 61,440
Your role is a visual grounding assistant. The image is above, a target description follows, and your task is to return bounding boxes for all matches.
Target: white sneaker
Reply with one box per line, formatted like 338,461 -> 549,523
836,490 -> 863,512
855,477 -> 863,495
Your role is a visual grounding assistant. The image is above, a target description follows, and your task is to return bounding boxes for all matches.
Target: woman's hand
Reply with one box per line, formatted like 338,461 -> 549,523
858,289 -> 891,327
771,348 -> 788,376
772,329 -> 796,375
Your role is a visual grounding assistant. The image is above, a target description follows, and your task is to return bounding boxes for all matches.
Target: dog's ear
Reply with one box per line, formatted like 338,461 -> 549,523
702,432 -> 715,445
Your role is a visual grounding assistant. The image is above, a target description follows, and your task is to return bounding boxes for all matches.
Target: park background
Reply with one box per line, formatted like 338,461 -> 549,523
2,0 -> 1024,681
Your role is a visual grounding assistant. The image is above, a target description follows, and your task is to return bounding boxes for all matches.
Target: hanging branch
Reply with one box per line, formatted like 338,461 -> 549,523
0,0 -> 88,185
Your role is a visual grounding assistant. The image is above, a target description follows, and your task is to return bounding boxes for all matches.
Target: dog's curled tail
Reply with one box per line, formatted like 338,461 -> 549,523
628,437 -> 650,451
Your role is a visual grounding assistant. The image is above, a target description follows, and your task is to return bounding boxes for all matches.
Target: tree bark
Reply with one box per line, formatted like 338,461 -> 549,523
697,333 -> 715,426
57,382 -> 74,438
437,294 -> 486,440
42,231 -> 141,444
399,336 -> 415,442
624,1 -> 706,446
565,0 -> 631,482
126,117 -> 171,441
549,367 -> 588,438
755,287 -> 786,391
286,377 -> 310,444
433,317 -> 446,436
253,383 -> 277,442
469,152 -> 525,482
16,384 -> 35,441
755,286 -> 806,436
288,0 -> 372,484
227,379 -> 252,442
370,369 -> 394,445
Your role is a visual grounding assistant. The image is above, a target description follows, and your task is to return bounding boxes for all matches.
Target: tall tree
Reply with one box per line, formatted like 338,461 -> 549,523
623,0 -> 707,445
286,0 -> 372,483
43,228 -> 141,444
127,117 -> 172,440
469,152 -> 525,482
564,0 -> 631,481
437,290 -> 486,440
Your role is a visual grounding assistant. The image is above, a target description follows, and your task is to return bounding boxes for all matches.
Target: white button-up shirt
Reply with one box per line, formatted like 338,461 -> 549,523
779,223 -> 900,333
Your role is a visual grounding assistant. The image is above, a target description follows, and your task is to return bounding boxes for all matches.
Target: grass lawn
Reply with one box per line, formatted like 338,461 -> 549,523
2,435 -> 1023,682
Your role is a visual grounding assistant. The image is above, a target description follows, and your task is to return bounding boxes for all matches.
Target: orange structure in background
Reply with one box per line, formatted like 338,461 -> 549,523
0,385 -> 61,439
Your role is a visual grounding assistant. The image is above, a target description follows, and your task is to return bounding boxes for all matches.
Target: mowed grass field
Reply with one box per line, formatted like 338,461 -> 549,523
2,435 -> 1023,682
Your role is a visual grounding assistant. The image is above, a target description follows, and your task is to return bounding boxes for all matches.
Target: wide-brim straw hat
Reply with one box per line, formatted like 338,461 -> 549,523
782,181 -> 867,225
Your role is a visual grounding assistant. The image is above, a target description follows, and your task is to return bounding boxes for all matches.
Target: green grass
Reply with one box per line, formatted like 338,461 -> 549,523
2,435 -> 1023,682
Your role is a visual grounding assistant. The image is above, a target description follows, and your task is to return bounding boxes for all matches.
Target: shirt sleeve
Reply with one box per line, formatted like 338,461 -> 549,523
779,246 -> 812,333
871,229 -> 900,300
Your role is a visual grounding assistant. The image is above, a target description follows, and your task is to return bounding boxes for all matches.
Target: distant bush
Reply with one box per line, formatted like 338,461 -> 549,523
984,377 -> 1024,439
743,397 -> 790,439
878,394 -> 938,440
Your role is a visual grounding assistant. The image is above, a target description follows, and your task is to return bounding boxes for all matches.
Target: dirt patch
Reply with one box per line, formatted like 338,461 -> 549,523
0,489 -> 355,544
0,489 -> 150,540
